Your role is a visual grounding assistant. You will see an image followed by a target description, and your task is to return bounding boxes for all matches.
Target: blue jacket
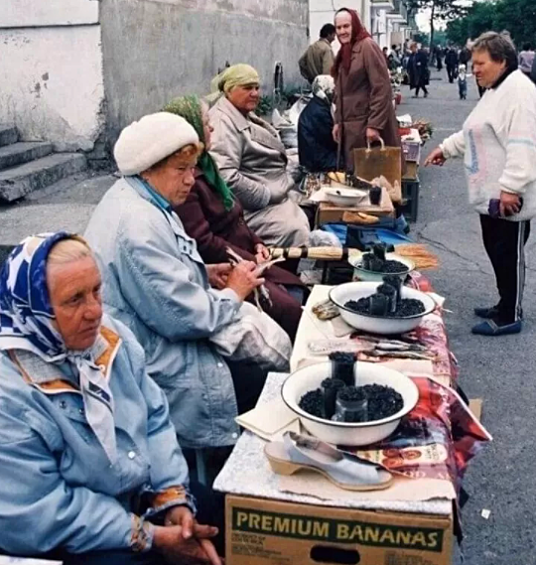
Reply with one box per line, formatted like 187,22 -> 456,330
298,96 -> 338,173
0,316 -> 192,555
84,178 -> 241,448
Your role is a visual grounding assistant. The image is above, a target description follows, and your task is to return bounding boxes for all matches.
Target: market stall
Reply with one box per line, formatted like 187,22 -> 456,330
214,257 -> 491,565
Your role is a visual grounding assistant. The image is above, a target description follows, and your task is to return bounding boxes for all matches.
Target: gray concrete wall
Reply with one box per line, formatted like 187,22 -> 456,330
100,0 -> 309,146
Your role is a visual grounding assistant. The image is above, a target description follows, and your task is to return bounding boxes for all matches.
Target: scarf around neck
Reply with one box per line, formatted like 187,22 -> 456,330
164,94 -> 235,211
0,232 -> 118,464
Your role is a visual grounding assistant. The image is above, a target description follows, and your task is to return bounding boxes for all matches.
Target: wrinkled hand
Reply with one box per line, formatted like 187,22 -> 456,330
153,523 -> 221,565
165,507 -> 195,537
366,128 -> 381,145
255,244 -> 271,264
424,147 -> 447,167
206,264 -> 232,290
226,261 -> 264,301
333,124 -> 341,143
500,191 -> 522,217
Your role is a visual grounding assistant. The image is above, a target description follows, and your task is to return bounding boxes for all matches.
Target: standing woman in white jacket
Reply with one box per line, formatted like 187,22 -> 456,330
425,32 -> 536,336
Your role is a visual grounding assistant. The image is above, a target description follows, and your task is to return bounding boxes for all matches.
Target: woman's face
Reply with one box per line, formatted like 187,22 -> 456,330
201,102 -> 214,149
47,256 -> 103,351
142,150 -> 197,208
335,12 -> 353,45
227,84 -> 261,114
473,49 -> 506,88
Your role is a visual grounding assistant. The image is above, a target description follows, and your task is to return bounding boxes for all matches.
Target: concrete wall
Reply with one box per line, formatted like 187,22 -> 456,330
100,0 -> 309,145
0,0 -> 105,151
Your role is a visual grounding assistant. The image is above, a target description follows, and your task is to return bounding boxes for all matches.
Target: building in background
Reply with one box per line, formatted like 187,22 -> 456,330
309,0 -> 415,51
0,0 -> 309,155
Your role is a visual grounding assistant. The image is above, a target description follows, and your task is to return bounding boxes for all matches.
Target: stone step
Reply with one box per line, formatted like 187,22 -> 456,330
0,125 -> 19,147
0,141 -> 54,171
0,153 -> 87,202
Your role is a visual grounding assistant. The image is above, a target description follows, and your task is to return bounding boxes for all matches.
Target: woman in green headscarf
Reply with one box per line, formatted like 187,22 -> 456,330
164,95 -> 303,341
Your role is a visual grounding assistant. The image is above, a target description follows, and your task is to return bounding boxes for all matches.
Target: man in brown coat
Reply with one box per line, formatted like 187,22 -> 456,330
299,24 -> 336,84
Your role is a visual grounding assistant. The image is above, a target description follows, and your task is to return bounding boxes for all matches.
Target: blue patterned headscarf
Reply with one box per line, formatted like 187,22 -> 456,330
0,232 -> 71,358
0,233 -> 118,463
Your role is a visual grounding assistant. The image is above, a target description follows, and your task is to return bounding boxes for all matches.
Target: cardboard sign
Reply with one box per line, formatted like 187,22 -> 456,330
227,495 -> 453,565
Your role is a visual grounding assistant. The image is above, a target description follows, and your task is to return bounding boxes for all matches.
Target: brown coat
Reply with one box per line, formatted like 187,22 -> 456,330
334,37 -> 401,171
175,170 -> 303,339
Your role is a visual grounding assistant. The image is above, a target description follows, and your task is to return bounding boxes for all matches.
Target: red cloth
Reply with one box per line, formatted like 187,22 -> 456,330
333,8 -> 371,79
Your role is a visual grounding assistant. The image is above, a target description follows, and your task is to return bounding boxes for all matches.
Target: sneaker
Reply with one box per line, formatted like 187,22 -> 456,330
471,319 -> 522,336
474,305 -> 500,319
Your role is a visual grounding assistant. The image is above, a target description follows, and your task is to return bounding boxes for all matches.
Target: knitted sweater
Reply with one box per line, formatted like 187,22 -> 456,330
440,70 -> 536,221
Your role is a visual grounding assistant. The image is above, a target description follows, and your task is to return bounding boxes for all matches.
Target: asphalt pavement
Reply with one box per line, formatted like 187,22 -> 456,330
403,69 -> 536,565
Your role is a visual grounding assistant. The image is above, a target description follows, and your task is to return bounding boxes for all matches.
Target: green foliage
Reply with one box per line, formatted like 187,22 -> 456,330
447,0 -> 536,46
255,95 -> 274,117
406,0 -> 472,47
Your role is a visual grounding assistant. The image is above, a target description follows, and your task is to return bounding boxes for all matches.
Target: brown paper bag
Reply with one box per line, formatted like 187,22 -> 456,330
353,139 -> 402,193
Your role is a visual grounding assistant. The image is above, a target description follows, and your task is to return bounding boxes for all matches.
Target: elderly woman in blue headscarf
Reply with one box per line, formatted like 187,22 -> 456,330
0,233 -> 222,564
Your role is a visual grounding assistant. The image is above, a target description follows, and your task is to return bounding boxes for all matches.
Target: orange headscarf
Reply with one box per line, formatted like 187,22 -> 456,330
332,8 -> 371,79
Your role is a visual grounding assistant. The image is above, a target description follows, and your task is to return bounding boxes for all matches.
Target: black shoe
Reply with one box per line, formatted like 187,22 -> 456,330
474,305 -> 500,319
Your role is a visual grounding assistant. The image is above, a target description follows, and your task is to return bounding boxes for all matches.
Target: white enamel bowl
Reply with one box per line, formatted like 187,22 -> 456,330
324,187 -> 367,207
329,281 -> 436,335
281,362 -> 419,446
348,252 -> 415,283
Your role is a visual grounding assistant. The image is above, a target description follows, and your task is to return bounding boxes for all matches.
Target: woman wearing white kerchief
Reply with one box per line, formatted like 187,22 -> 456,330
0,233 -> 222,564
298,75 -> 338,173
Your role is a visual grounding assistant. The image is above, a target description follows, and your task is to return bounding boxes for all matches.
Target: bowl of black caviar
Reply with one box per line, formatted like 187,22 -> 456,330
349,244 -> 415,283
282,355 -> 419,446
329,278 -> 436,335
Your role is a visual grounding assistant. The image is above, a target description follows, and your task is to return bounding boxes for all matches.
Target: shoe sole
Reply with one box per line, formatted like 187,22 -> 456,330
264,449 -> 394,492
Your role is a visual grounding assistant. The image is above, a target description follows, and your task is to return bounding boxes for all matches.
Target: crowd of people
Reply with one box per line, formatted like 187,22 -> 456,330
1,7 -> 536,565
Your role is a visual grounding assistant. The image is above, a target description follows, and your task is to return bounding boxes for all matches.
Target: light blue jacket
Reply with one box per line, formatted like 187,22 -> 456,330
0,316 -> 192,555
84,178 -> 241,448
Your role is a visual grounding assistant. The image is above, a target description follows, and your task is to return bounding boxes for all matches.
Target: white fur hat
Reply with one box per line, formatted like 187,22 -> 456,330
114,112 -> 199,175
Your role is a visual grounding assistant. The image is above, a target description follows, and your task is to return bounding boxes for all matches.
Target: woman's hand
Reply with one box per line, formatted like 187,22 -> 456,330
424,147 -> 447,167
333,124 -> 341,143
153,523 -> 221,565
500,191 -> 522,216
255,244 -> 271,264
206,264 -> 232,290
225,261 -> 264,301
366,128 -> 381,145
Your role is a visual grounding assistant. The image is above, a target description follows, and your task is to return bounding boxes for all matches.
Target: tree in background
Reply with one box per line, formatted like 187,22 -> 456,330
406,0 -> 472,50
447,0 -> 536,47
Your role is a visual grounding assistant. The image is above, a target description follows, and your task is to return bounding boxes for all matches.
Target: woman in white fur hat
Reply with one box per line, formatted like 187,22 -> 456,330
84,112 -> 271,453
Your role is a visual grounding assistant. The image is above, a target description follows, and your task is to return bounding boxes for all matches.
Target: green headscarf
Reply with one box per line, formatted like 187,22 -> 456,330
164,95 -> 234,211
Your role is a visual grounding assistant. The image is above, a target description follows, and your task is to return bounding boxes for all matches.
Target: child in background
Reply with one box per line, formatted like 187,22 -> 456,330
458,64 -> 468,100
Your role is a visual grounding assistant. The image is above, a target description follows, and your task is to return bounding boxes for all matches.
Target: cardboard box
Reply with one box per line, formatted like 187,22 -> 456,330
315,186 -> 394,226
227,495 -> 453,565
403,162 -> 419,181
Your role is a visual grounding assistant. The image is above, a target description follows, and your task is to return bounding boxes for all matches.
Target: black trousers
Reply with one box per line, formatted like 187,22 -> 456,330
415,84 -> 428,96
480,215 -> 531,323
446,65 -> 456,83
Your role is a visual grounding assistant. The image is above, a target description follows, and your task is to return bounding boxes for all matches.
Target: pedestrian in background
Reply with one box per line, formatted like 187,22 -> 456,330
425,32 -> 536,336
445,46 -> 459,83
299,24 -> 336,84
519,43 -> 535,78
457,64 -> 468,100
409,42 -> 430,98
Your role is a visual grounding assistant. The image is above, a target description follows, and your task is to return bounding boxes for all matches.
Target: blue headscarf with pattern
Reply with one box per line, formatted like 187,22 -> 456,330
0,233 -> 118,463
